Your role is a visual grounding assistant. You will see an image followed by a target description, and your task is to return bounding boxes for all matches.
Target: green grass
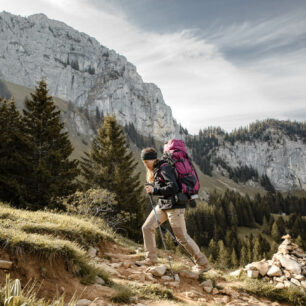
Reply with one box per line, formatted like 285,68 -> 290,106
225,270 -> 306,306
111,284 -> 134,304
128,283 -> 174,301
0,273 -> 79,305
0,202 -> 112,285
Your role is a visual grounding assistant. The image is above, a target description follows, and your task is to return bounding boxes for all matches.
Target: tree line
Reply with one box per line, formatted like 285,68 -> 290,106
0,79 -> 146,240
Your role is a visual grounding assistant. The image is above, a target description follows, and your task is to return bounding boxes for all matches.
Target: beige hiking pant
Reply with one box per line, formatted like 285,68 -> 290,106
142,205 -> 209,265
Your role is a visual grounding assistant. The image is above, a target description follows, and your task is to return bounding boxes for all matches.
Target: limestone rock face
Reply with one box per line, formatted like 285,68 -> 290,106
214,128 -> 306,191
0,11 -> 184,142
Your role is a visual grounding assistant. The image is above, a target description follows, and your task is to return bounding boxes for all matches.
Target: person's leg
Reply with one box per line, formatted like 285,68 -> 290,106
141,205 -> 168,262
166,208 -> 209,265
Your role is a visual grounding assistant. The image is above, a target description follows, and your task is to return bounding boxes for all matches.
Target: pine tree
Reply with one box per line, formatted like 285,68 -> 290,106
0,97 -> 30,207
253,236 -> 262,261
217,240 -> 230,268
21,79 -> 80,210
230,248 -> 239,267
296,235 -> 303,249
271,221 -> 281,242
80,114 -> 145,240
208,238 -> 218,261
262,215 -> 269,234
240,244 -> 248,266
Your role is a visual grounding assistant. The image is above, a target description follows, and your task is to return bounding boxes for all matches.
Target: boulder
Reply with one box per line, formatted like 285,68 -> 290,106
252,261 -> 270,276
274,254 -> 302,275
199,279 -> 213,288
275,282 -> 285,289
87,246 -> 97,258
95,276 -> 105,285
290,278 -> 301,286
203,286 -> 213,293
247,269 -> 259,278
267,265 -> 282,277
146,264 -> 167,276
179,269 -> 199,279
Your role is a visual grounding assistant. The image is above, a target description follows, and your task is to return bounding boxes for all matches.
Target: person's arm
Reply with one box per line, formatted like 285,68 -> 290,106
152,164 -> 179,196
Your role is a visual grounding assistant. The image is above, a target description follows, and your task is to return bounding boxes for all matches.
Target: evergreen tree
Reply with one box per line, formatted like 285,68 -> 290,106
253,236 -> 262,261
262,215 -> 269,234
271,221 -> 281,242
230,248 -> 239,267
0,97 -> 30,207
208,238 -> 218,261
268,241 -> 278,258
296,235 -> 303,249
22,79 -> 79,210
240,244 -> 248,266
80,114 -> 145,240
217,240 -> 230,268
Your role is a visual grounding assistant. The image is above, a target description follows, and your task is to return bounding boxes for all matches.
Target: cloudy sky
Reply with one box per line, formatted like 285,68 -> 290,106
1,0 -> 306,135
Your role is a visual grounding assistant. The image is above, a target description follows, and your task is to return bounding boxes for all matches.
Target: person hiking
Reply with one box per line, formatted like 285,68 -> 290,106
135,147 -> 212,273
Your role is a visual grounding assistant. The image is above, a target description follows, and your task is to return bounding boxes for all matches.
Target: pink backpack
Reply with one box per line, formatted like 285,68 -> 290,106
162,139 -> 200,199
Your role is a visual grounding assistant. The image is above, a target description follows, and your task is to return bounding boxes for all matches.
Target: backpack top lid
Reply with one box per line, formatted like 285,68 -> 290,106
164,139 -> 187,154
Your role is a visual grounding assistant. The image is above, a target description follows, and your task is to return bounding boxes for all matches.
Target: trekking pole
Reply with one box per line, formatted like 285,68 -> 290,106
147,192 -> 176,280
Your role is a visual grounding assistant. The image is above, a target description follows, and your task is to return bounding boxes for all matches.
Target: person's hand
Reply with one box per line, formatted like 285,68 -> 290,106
145,185 -> 153,194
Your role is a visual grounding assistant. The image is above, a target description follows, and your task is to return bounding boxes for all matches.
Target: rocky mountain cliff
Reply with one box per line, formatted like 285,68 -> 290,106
0,11 -> 184,142
1,11 -> 305,194
214,129 -> 306,191
187,122 -> 306,192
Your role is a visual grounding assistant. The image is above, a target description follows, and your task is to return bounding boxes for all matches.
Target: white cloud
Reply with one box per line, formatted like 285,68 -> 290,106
1,0 -> 305,134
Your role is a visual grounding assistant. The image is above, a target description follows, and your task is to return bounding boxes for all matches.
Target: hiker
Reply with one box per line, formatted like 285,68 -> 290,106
135,147 -> 211,273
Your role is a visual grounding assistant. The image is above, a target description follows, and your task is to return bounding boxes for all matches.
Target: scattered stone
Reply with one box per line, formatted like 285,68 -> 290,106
274,254 -> 302,275
197,298 -> 207,302
110,262 -> 122,268
165,281 -> 180,287
301,281 -> 306,289
275,282 -> 285,289
161,275 -> 173,281
247,269 -> 259,278
0,260 -> 12,270
179,269 -> 199,279
123,261 -> 131,268
267,265 -> 282,277
222,295 -> 230,303
199,279 -> 213,288
144,273 -> 156,282
76,299 -> 92,306
95,276 -> 105,285
252,261 -> 270,276
185,290 -> 203,299
146,264 -> 167,276
87,246 -> 97,258
96,263 -> 119,276
212,288 -> 219,295
203,286 -> 213,293
290,278 -> 300,286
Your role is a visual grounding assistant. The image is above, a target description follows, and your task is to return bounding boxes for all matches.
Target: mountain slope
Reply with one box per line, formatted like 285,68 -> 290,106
0,11 -> 184,142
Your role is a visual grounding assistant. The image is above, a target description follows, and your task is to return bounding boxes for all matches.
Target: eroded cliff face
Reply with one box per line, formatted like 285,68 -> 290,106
214,129 -> 306,191
0,11 -> 183,141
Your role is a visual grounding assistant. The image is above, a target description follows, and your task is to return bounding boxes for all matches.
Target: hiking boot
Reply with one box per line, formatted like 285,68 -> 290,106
135,258 -> 158,267
192,262 -> 212,273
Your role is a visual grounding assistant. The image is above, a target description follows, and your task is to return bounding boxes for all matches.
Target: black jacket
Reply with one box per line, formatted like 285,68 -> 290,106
152,160 -> 188,210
